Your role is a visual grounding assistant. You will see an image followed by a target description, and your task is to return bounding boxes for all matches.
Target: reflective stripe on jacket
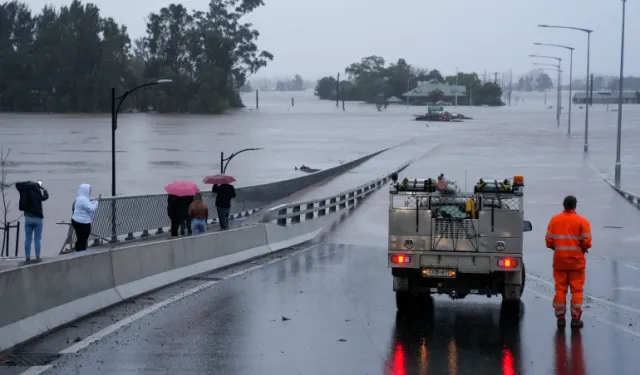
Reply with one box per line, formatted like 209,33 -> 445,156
545,210 -> 592,270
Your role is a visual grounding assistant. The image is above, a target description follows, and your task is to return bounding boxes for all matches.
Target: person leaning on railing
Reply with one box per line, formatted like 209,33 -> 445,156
71,183 -> 100,252
188,192 -> 209,234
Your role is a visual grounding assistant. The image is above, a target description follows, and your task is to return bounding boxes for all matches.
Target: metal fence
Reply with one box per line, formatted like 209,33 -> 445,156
58,147 -> 389,253
262,161 -> 412,226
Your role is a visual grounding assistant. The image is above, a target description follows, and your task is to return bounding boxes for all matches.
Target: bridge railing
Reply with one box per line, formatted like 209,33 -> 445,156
261,161 -> 412,225
58,148 -> 388,253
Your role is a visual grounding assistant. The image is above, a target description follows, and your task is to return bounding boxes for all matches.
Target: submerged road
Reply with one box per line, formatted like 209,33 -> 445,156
7,121 -> 640,374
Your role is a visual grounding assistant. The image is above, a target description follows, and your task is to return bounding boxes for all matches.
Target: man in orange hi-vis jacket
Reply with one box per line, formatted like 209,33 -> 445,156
546,195 -> 592,329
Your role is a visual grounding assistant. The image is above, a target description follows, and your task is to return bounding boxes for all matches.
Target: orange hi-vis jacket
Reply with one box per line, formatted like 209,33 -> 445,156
545,210 -> 592,270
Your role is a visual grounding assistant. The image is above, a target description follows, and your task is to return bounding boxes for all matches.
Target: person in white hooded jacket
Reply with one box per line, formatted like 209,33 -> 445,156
71,183 -> 100,251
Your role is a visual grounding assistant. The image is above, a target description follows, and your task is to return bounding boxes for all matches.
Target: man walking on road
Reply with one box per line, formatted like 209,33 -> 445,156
545,195 -> 592,329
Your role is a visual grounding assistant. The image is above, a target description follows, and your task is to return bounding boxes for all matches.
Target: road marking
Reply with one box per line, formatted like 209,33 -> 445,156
527,273 -> 640,315
19,245 -> 316,375
525,287 -> 640,339
19,366 -> 52,375
625,265 -> 640,271
612,286 -> 640,292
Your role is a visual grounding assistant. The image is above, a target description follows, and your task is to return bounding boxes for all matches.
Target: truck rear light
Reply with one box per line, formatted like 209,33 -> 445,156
391,254 -> 411,264
497,258 -> 518,268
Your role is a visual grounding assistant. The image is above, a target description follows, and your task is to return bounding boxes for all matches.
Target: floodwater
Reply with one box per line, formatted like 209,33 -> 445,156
0,89 -> 639,255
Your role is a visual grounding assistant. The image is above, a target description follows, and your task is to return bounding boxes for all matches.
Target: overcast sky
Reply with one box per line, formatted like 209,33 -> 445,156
25,0 -> 640,80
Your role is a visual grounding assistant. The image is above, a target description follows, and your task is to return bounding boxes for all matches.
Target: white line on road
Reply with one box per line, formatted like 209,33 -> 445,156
19,245 -> 315,375
625,265 -> 640,271
527,273 -> 640,315
525,287 -> 640,339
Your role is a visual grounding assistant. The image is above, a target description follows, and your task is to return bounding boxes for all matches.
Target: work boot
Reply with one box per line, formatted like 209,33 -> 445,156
557,318 -> 566,328
571,319 -> 584,329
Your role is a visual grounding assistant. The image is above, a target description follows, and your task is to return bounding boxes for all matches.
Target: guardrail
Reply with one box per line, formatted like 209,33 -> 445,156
58,148 -> 389,253
602,178 -> 640,209
262,161 -> 412,226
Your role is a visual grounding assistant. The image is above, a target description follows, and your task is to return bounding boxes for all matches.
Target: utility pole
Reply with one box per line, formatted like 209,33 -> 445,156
336,73 -> 340,108
493,72 -> 499,84
508,69 -> 512,106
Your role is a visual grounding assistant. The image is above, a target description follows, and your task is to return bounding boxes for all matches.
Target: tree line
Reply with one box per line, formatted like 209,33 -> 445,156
314,55 -> 504,106
0,0 -> 273,113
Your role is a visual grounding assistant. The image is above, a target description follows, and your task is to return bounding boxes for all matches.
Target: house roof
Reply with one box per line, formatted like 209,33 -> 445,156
402,79 -> 467,97
387,96 -> 404,102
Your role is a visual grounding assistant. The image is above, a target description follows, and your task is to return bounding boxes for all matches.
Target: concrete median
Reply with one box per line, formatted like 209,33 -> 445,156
0,219 -> 337,351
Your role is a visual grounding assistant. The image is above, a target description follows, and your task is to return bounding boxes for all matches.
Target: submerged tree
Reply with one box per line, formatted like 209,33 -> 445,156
0,0 -> 273,113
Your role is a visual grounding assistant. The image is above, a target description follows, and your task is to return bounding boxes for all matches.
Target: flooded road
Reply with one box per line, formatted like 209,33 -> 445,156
6,93 -> 640,374
1,89 -> 639,254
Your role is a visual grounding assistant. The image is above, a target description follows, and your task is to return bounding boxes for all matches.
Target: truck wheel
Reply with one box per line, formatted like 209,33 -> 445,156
395,292 -> 412,311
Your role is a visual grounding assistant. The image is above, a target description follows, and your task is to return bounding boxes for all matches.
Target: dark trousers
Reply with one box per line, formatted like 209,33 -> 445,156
170,217 -> 192,237
72,219 -> 91,251
217,206 -> 230,230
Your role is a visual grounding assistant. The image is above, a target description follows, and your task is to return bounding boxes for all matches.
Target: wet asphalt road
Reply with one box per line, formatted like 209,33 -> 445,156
6,113 -> 640,375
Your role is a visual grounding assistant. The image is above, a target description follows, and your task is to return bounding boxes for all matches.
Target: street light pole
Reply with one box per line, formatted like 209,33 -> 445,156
534,43 -> 575,134
111,79 -> 172,196
220,148 -> 263,174
538,24 -> 593,151
110,79 -> 172,243
406,76 -> 417,106
614,0 -> 627,188
530,55 -> 562,125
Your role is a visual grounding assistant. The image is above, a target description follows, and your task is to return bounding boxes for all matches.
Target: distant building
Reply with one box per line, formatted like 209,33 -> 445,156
573,91 -> 639,104
402,79 -> 467,99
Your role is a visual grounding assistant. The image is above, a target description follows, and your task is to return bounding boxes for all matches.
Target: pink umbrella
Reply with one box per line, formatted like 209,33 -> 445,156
203,174 -> 236,184
164,180 -> 200,197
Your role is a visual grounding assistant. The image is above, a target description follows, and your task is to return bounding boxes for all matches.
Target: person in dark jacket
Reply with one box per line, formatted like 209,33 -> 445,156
178,195 -> 193,235
15,181 -> 49,262
167,194 -> 193,237
212,183 -> 236,230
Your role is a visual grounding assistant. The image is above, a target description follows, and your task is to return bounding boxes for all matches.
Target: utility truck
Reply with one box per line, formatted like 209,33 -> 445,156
388,174 -> 533,311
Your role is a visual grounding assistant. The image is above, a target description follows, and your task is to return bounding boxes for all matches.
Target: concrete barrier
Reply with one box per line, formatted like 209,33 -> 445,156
602,177 -> 640,209
0,158 -> 412,351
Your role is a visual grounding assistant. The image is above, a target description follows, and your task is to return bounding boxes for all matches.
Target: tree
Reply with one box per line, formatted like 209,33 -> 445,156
315,76 -> 337,100
0,0 -> 273,114
0,147 -> 21,239
291,74 -> 304,91
240,82 -> 253,92
536,73 -> 553,91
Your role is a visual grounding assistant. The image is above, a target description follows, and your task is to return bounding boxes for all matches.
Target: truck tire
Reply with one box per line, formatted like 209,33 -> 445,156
395,291 -> 412,311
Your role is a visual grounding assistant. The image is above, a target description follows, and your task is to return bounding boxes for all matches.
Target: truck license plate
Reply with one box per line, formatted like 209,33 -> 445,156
422,268 -> 456,278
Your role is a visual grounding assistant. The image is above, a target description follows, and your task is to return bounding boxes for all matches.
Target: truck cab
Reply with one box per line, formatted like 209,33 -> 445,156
388,174 -> 533,311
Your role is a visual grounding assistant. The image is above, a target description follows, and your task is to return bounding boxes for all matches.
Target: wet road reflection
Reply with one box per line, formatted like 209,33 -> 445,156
553,330 -> 587,375
387,300 -> 524,375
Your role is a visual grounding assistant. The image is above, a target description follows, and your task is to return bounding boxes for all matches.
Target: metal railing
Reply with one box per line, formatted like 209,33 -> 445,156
58,148 -> 389,253
262,161 -> 412,225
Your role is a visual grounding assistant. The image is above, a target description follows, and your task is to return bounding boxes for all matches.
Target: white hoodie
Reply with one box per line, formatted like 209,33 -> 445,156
72,184 -> 99,224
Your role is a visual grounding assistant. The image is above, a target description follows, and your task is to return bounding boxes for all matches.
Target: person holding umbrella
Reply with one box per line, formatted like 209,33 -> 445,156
165,180 -> 199,237
203,174 -> 236,230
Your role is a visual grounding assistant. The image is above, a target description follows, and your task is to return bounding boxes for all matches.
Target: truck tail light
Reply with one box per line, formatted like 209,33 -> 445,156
391,254 -> 411,264
497,258 -> 518,268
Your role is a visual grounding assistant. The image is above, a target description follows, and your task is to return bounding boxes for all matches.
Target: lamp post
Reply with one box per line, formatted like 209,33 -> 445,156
220,148 -> 263,174
406,76 -> 418,106
539,24 -> 593,152
112,79 -> 172,196
614,0 -> 627,188
110,79 -> 172,243
534,43 -> 575,134
531,55 -> 563,125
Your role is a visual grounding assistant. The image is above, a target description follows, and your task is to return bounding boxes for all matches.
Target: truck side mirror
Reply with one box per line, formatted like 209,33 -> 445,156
523,220 -> 533,232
